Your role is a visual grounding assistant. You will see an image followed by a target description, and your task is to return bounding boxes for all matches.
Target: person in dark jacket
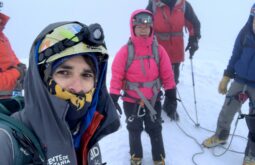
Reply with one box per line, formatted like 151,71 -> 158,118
0,22 -> 120,165
202,3 -> 255,165
146,0 -> 201,121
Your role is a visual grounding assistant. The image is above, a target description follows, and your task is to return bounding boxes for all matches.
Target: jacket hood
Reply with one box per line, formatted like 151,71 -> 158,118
24,21 -> 104,125
246,16 -> 254,31
130,9 -> 154,45
0,12 -> 9,27
245,4 -> 255,32
14,21 -> 120,163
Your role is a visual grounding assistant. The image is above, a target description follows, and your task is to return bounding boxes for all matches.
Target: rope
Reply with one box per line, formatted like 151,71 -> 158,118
174,88 -> 247,165
175,122 -> 205,165
212,115 -> 244,157
177,89 -> 199,126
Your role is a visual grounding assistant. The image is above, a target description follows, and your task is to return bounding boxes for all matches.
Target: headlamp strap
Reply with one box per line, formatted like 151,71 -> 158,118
38,36 -> 80,63
38,22 -> 106,64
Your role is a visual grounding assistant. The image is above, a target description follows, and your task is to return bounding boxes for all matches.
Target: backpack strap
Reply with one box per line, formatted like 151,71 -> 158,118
126,38 -> 151,75
0,103 -> 10,115
152,36 -> 159,65
0,90 -> 13,98
0,123 -> 24,165
126,36 -> 160,71
126,38 -> 135,72
0,113 -> 46,164
0,96 -> 24,115
150,0 -> 166,14
0,96 -> 46,164
0,113 -> 45,164
151,0 -> 156,14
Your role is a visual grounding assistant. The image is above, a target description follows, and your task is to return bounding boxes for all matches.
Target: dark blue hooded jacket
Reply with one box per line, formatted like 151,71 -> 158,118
224,12 -> 255,88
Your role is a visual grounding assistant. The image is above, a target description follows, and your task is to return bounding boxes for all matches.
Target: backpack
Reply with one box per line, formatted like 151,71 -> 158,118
125,36 -> 159,72
124,37 -> 161,122
150,0 -> 186,14
0,96 -> 45,165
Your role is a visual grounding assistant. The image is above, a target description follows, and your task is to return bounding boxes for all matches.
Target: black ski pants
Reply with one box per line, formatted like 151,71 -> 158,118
172,63 -> 180,84
123,101 -> 165,161
245,114 -> 255,158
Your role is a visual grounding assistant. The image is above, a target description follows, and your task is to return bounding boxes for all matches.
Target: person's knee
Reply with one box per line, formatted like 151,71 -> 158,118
127,121 -> 143,133
145,124 -> 162,136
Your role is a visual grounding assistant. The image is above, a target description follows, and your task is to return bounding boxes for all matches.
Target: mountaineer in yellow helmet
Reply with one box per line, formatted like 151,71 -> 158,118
0,22 -> 120,165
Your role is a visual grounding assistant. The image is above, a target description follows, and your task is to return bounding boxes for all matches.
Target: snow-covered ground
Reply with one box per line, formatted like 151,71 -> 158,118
4,0 -> 254,164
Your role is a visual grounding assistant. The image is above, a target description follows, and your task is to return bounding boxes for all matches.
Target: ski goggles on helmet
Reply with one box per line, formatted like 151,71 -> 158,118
133,12 -> 153,26
37,22 -> 108,64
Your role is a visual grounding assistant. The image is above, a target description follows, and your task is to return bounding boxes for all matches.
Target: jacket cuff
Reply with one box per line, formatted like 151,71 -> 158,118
223,69 -> 235,78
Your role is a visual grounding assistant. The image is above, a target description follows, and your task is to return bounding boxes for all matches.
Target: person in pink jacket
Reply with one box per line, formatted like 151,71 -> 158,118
110,9 -> 175,165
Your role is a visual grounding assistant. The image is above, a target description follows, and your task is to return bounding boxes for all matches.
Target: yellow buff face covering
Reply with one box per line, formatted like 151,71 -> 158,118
47,79 -> 95,110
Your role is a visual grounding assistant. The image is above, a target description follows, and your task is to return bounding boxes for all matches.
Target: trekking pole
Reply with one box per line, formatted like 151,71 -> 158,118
189,53 -> 200,127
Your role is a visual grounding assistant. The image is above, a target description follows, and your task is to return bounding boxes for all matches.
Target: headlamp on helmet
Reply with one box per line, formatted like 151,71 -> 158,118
37,22 -> 108,65
133,13 -> 153,26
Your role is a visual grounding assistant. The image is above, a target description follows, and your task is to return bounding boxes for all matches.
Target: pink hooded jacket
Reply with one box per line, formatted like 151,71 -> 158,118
110,9 -> 175,103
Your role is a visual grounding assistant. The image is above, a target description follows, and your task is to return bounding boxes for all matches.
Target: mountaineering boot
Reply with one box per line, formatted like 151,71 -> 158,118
153,154 -> 165,165
202,134 -> 227,148
130,156 -> 142,165
154,160 -> 165,165
243,155 -> 255,165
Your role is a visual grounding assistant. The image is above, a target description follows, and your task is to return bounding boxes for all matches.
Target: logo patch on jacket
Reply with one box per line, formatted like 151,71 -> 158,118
48,154 -> 71,165
88,143 -> 103,164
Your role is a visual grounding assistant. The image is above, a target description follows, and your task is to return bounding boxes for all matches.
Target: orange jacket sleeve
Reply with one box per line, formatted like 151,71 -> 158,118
0,32 -> 21,91
0,68 -> 20,91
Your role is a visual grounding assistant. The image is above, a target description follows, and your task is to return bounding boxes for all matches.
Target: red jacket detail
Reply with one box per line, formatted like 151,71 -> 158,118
148,0 -> 200,63
81,111 -> 104,165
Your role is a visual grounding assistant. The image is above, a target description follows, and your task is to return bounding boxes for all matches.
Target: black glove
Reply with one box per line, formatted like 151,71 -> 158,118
185,36 -> 199,59
163,88 -> 179,121
110,94 -> 122,115
15,63 -> 27,90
